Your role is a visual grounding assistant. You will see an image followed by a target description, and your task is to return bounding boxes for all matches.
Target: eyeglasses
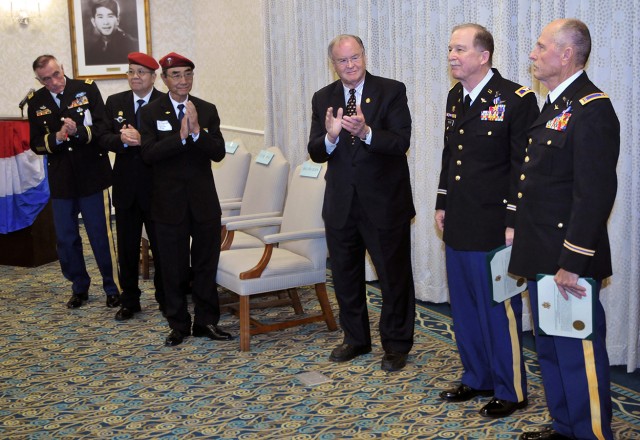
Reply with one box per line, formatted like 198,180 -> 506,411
38,70 -> 63,84
127,69 -> 153,77
166,71 -> 194,80
333,53 -> 363,67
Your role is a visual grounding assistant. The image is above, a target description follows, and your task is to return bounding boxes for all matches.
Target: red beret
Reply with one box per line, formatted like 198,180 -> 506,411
127,52 -> 159,70
159,52 -> 195,70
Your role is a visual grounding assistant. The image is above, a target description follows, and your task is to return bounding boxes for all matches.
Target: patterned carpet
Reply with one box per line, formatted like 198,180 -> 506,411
1,244 -> 639,439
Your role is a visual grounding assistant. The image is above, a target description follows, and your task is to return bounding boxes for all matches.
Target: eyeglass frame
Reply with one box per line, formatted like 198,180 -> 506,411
332,53 -> 364,67
163,69 -> 195,80
126,69 -> 155,77
36,69 -> 64,84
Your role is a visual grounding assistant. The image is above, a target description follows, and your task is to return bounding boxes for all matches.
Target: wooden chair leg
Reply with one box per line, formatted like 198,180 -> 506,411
315,283 -> 337,330
287,288 -> 304,315
140,237 -> 150,280
239,295 -> 251,352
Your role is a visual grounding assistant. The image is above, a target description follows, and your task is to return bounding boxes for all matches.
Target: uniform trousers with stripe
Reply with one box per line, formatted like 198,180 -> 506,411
446,245 -> 527,402
51,189 -> 120,297
528,280 -> 613,440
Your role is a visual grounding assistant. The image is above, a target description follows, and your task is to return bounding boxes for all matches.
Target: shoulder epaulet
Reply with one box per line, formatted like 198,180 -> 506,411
514,86 -> 534,97
579,92 -> 608,106
27,90 -> 34,100
85,79 -> 94,84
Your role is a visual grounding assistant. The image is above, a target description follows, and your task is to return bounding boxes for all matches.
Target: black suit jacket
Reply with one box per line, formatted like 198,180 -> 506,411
139,94 -> 225,225
307,72 -> 415,229
100,88 -> 165,210
509,72 -> 620,280
436,69 -> 539,251
28,77 -> 111,198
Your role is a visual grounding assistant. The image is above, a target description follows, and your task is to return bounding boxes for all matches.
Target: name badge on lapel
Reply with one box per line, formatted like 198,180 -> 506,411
156,120 -> 172,131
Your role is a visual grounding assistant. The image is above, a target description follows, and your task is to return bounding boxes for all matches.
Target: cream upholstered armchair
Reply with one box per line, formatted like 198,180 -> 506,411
220,146 -> 289,250
217,161 -> 337,351
211,139 -> 251,217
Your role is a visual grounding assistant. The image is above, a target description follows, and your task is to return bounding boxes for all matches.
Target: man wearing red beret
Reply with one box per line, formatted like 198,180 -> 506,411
140,52 -> 232,346
99,52 -> 166,321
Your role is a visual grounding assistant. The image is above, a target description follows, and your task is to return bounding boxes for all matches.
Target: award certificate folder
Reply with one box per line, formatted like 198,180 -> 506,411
536,274 -> 595,340
487,245 -> 527,304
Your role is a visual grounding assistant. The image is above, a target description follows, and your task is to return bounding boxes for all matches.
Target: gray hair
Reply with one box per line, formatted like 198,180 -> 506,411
327,34 -> 365,59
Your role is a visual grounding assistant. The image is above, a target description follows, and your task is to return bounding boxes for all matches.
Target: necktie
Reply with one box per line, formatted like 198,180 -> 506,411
177,104 -> 185,123
56,93 -> 63,108
135,99 -> 145,128
541,96 -> 551,113
463,94 -> 472,115
346,89 -> 356,144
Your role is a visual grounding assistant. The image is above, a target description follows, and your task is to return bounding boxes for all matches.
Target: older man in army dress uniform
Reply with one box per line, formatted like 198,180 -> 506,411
28,55 -> 120,309
435,24 -> 538,419
510,19 -> 620,440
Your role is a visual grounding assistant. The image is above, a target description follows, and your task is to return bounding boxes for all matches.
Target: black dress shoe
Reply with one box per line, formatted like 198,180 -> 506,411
106,294 -> 121,308
66,293 -> 88,309
520,427 -> 572,439
114,305 -> 142,321
479,397 -> 528,418
165,329 -> 188,347
381,351 -> 408,371
192,324 -> 233,341
439,384 -> 494,402
328,343 -> 372,362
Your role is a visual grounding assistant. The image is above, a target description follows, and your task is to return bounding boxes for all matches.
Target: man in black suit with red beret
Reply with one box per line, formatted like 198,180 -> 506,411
100,52 -> 165,321
140,52 -> 232,346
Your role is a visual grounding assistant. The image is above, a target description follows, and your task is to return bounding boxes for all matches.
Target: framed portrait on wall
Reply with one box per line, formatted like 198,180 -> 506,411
68,0 -> 151,80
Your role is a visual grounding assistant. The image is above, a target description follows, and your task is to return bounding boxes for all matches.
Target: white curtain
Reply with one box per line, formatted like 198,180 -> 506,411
263,0 -> 640,371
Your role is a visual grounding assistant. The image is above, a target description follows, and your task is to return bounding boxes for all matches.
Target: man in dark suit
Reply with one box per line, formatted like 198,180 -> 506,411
99,52 -> 165,321
435,24 -> 538,418
510,19 -> 619,440
28,54 -> 120,309
308,35 -> 415,371
140,52 -> 232,347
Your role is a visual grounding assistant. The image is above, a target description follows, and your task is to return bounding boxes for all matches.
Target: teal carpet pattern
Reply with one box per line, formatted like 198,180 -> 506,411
1,244 -> 639,438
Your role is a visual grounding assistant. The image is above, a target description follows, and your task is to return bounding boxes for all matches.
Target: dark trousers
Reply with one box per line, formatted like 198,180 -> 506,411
446,246 -> 527,402
325,193 -> 415,353
115,201 -> 164,309
155,210 -> 221,333
528,280 -> 613,439
51,189 -> 120,297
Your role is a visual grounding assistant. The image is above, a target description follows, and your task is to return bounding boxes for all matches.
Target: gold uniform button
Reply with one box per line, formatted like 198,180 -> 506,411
520,174 -> 525,181
459,129 -> 464,135
458,145 -> 463,151
456,160 -> 461,166
487,131 -> 492,136
455,175 -> 461,181
529,138 -> 533,144
517,192 -> 523,199
557,223 -> 564,228
547,140 -> 552,145
68,147 -> 73,151
503,199 -> 508,204
525,156 -> 530,162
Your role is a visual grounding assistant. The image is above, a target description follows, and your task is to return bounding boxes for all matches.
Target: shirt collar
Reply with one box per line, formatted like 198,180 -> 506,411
464,69 -> 494,104
548,70 -> 583,104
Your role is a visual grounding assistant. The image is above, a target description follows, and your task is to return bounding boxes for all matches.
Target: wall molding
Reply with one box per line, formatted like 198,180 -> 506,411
220,125 -> 264,136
